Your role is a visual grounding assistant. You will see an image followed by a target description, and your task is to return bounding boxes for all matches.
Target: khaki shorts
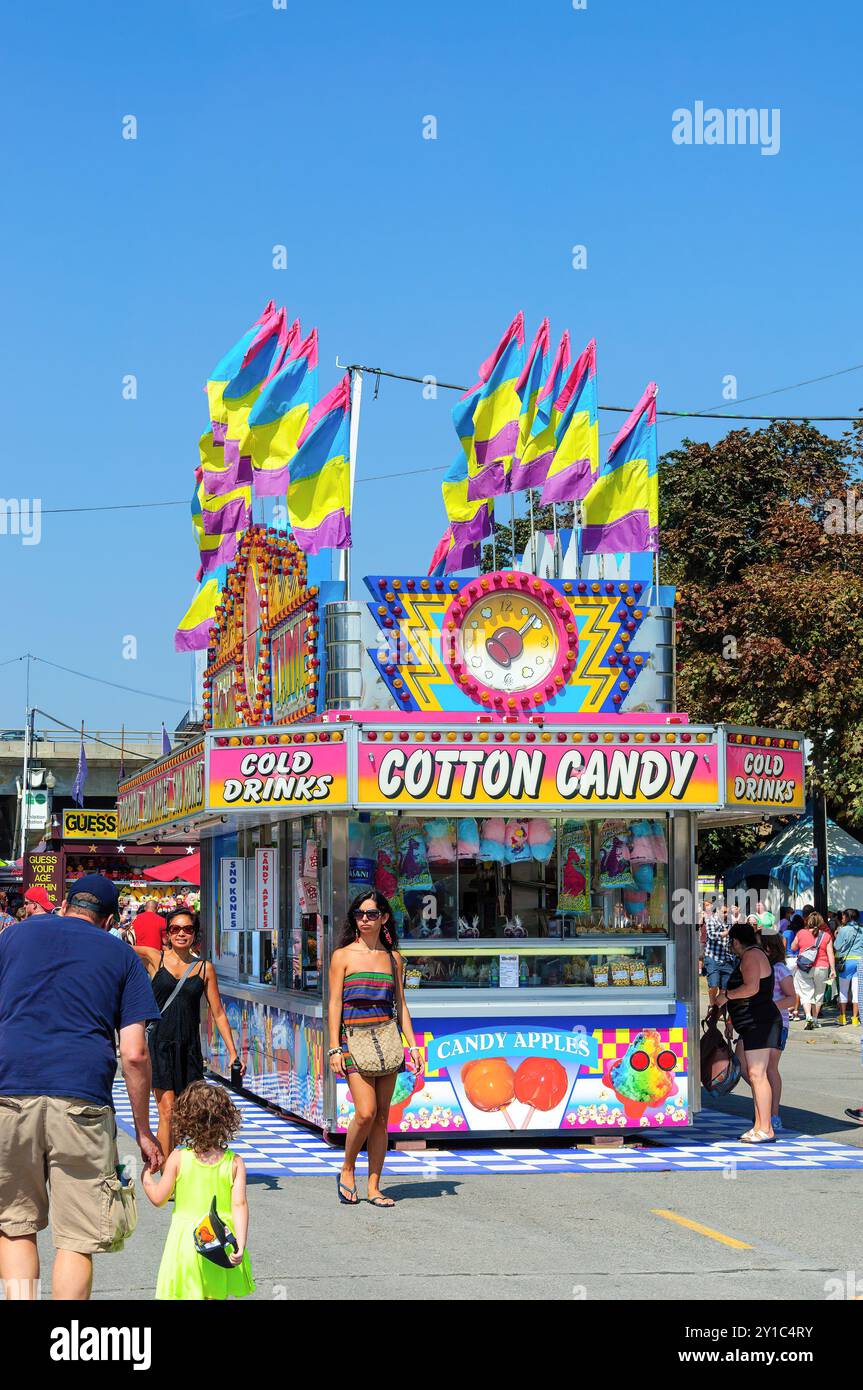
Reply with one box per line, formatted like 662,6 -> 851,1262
0,1095 -> 126,1254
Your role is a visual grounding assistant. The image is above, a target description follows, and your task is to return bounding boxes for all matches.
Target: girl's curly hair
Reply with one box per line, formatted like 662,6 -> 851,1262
172,1081 -> 242,1152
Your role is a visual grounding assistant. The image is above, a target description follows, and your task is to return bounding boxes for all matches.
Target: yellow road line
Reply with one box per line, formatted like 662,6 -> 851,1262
651,1209 -> 754,1250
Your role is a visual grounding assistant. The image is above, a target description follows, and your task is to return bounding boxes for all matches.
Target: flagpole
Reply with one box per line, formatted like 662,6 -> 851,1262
528,489 -> 536,574
19,705 -> 34,860
552,504 -> 559,578
341,367 -> 363,600
652,383 -> 660,605
510,491 -> 516,570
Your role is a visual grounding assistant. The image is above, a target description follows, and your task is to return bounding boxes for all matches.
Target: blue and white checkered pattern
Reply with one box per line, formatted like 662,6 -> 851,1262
112,1082 -> 863,1176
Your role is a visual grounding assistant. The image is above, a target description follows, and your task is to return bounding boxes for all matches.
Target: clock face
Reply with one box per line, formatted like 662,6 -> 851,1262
458,590 -> 560,694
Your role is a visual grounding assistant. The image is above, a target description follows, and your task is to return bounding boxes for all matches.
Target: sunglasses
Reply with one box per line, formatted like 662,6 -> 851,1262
168,923 -> 195,934
355,909 -> 382,921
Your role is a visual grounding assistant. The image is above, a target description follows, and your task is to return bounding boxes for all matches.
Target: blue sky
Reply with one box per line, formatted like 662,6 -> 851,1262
1,0 -> 860,732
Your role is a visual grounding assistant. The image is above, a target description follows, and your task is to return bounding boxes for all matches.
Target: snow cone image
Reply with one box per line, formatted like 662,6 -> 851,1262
602,1029 -> 677,1122
388,1064 -> 424,1126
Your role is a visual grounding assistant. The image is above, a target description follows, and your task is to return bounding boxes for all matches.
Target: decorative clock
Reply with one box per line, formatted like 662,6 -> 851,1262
444,571 -> 578,707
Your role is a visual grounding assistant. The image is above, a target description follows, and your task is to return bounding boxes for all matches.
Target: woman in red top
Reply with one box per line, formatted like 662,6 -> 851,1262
790,911 -> 836,1030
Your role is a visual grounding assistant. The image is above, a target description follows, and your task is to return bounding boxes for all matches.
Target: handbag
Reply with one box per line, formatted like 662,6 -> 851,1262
699,1006 -> 741,1098
343,1017 -> 405,1075
102,1167 -> 138,1251
343,984 -> 405,1076
146,957 -> 202,1041
796,931 -> 825,974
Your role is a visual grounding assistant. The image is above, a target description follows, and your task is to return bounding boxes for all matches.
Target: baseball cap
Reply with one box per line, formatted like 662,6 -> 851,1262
24,885 -> 55,913
67,874 -> 120,916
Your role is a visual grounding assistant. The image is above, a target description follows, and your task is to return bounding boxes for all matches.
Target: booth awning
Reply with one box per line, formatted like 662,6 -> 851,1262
142,851 -> 200,885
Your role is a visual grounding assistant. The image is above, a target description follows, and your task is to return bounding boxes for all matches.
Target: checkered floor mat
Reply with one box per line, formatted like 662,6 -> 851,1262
112,1083 -> 863,1176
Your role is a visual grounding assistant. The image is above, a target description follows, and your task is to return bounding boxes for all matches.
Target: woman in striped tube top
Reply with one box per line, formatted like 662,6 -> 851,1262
328,890 -> 422,1207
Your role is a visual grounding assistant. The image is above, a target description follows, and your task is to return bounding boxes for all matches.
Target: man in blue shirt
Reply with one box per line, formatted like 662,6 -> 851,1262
0,874 -> 161,1300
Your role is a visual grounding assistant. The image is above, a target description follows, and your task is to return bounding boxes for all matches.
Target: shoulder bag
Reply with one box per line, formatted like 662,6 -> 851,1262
342,973 -> 405,1076
145,957 -> 203,1041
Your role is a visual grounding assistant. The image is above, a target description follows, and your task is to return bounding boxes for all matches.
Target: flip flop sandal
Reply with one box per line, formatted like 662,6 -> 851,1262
337,1176 -> 359,1205
367,1196 -> 396,1207
739,1131 -> 776,1144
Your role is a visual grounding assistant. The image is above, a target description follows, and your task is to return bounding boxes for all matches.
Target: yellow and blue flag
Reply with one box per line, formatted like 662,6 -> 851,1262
191,476 -> 247,577
175,565 -> 228,652
439,453 -> 493,571
541,338 -> 599,504
453,312 -> 525,502
206,301 -> 278,438
220,308 -> 291,476
287,373 -> 352,553
581,382 -> 658,553
511,328 -> 569,494
248,328 -> 319,496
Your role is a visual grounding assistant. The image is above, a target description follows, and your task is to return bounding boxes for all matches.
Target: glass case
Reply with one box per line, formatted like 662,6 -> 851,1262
400,941 -> 673,992
348,811 -> 670,942
211,815 -> 329,996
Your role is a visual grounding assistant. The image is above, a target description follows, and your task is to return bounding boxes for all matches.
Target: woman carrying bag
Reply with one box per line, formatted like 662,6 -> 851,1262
134,908 -> 244,1162
835,909 -> 863,1026
328,890 -> 422,1207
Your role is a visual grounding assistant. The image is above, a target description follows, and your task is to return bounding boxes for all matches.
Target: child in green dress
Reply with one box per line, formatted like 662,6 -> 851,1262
143,1081 -> 255,1301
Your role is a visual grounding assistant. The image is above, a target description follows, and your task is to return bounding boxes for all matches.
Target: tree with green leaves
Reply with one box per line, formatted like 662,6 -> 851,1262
661,419 -> 863,859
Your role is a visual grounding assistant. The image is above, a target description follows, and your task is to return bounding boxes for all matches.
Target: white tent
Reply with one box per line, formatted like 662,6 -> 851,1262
725,813 -> 863,912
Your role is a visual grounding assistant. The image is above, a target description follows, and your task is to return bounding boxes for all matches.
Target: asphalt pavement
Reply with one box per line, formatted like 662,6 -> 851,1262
28,1015 -> 863,1301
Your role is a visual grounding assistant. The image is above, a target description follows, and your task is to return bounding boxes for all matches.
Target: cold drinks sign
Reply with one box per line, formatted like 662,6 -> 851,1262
724,733 -> 805,812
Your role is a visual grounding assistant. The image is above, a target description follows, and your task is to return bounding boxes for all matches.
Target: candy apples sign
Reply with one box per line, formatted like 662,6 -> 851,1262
335,1007 -> 690,1135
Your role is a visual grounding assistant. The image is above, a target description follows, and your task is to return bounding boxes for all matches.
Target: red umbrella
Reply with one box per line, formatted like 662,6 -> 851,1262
143,851 -> 200,885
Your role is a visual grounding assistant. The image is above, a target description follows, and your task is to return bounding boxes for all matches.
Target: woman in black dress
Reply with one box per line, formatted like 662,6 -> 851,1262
134,908 -> 244,1161
715,920 -> 782,1144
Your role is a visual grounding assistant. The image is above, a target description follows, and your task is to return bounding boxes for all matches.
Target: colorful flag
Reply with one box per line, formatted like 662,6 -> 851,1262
72,737 -> 87,807
248,328 -> 319,496
287,373 -> 352,553
441,452 -> 494,561
453,312 -> 525,502
199,478 -> 252,536
505,318 -> 550,494
191,477 -> 246,575
510,330 -> 571,493
581,382 -> 658,553
206,301 -> 278,431
174,565 -> 228,651
161,724 -> 172,756
540,338 -> 599,504
220,308 -> 291,470
428,527 -> 452,576
198,429 -> 251,498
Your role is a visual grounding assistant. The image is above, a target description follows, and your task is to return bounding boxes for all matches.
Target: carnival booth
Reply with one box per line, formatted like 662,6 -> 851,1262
119,527 -> 807,1140
51,806 -> 201,911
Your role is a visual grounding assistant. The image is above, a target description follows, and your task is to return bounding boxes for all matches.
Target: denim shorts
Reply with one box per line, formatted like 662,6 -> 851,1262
779,1025 -> 789,1051
705,960 -> 735,990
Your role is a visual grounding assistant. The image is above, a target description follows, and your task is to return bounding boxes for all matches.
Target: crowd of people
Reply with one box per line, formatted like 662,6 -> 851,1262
0,874 -> 250,1301
700,898 -> 863,1139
